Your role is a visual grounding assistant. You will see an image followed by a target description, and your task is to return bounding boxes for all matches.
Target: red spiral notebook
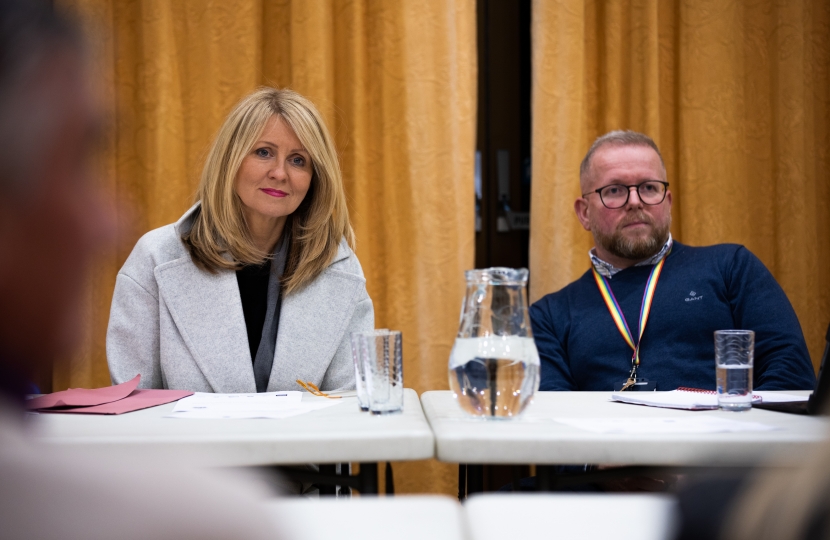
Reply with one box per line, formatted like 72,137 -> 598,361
611,387 -> 762,410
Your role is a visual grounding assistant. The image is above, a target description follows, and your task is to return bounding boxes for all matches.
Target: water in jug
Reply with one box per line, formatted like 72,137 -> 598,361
449,267 -> 540,418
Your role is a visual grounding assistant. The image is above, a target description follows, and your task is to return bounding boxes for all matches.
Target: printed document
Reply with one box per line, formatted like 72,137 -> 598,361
166,391 -> 343,419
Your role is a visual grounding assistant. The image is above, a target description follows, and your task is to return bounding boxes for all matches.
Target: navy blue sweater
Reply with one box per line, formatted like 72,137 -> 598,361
530,242 -> 816,391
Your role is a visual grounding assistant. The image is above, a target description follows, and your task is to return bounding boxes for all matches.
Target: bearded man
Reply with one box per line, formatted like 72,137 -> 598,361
529,130 -> 815,391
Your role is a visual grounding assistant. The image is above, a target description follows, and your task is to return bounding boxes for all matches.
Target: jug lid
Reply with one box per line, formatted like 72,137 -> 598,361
465,267 -> 529,285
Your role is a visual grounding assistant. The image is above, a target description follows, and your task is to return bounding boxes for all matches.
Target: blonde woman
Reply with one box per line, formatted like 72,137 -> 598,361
107,88 -> 373,393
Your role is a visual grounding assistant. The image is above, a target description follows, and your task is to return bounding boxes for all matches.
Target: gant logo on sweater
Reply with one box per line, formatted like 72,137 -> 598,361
685,290 -> 703,302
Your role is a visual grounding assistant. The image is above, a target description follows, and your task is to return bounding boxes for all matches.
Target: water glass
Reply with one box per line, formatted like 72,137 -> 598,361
715,330 -> 755,411
362,330 -> 403,415
350,332 -> 369,411
350,329 -> 388,411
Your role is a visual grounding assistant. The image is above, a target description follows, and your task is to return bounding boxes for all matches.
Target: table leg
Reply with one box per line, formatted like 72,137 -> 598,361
467,464 -> 484,495
458,464 -> 484,499
337,463 -> 351,497
536,465 -> 554,491
318,464 -> 337,495
359,462 -> 379,494
511,465 -> 522,491
273,462 -> 381,495
458,464 -> 467,500
385,462 -> 395,495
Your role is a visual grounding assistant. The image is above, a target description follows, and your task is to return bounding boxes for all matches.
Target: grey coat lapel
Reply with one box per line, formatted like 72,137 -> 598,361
266,246 -> 361,391
155,257 -> 256,393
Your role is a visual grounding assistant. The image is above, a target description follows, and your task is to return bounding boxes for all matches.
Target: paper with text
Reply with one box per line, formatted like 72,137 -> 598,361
166,391 -> 343,419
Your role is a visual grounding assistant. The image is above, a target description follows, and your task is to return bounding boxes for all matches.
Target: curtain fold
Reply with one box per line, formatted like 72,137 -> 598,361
531,0 -> 830,367
58,0 -> 475,496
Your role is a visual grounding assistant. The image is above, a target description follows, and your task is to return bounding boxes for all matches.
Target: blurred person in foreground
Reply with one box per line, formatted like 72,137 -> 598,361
0,1 -> 282,538
720,435 -> 830,540
677,399 -> 830,538
675,436 -> 830,540
530,130 -> 815,392
106,87 -> 373,394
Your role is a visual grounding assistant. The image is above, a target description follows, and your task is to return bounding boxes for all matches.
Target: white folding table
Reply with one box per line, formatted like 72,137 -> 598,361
464,493 -> 677,540
29,389 -> 434,494
422,390 -> 825,466
421,390 -> 828,496
267,496 -> 465,540
264,493 -> 677,540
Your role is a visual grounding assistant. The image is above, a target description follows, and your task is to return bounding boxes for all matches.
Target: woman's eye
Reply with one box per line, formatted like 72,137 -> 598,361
290,156 -> 306,167
255,148 -> 271,158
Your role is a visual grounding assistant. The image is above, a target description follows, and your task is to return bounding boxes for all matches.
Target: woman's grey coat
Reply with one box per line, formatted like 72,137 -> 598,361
106,205 -> 373,393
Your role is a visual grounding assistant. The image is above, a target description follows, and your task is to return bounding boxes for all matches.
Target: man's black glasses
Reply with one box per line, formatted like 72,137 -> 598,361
582,180 -> 669,209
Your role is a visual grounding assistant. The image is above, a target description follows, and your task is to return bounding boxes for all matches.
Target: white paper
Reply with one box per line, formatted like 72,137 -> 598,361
165,391 -> 344,419
611,391 -> 719,410
172,391 -> 302,411
554,417 -> 779,434
610,390 -> 763,410
753,391 -> 810,403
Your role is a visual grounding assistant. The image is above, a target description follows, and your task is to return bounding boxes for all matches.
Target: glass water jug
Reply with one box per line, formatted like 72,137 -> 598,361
448,267 -> 540,418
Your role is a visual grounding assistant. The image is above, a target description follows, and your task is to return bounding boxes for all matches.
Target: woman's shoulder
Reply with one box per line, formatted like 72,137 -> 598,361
325,238 -> 365,280
132,224 -> 187,261
119,206 -> 197,282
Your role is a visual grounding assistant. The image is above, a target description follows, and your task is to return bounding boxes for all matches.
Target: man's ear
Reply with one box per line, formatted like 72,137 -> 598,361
574,197 -> 592,232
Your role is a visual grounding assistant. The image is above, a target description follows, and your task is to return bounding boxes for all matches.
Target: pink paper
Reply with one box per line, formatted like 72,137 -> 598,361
26,375 -> 141,410
39,389 -> 193,415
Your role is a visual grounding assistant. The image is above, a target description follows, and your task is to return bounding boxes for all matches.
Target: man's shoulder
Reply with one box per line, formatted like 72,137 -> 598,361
667,243 -> 783,301
532,269 -> 594,310
672,242 -> 766,273
673,241 -> 745,259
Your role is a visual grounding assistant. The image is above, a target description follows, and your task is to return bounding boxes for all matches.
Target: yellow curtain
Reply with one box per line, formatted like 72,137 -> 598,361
531,0 -> 830,367
57,0 -> 476,496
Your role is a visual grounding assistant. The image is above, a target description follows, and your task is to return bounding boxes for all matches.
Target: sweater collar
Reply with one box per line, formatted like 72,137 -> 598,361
589,233 -> 673,278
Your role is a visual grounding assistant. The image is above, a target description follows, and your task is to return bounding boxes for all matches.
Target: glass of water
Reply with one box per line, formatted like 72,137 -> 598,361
715,330 -> 754,411
351,329 -> 389,412
362,330 -> 403,415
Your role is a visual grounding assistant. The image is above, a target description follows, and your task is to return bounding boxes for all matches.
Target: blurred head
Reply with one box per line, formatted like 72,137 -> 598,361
0,0 -> 107,377
184,87 -> 354,294
574,130 -> 672,266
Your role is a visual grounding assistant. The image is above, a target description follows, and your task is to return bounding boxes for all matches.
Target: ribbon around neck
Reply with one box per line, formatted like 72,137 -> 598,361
591,249 -> 670,369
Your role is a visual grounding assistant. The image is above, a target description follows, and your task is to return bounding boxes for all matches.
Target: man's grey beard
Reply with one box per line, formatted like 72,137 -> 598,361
593,213 -> 671,261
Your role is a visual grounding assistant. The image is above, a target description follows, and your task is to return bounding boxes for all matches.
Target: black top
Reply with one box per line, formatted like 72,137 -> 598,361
236,260 -> 271,364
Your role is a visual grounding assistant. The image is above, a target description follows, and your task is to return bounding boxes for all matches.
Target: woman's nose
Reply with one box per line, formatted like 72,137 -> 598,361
268,161 -> 287,180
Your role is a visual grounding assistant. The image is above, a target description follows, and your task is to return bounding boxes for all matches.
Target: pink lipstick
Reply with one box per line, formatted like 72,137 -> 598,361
261,188 -> 288,198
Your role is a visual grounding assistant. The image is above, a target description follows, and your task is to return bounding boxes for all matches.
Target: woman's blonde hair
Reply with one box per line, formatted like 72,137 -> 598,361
183,87 -> 355,294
